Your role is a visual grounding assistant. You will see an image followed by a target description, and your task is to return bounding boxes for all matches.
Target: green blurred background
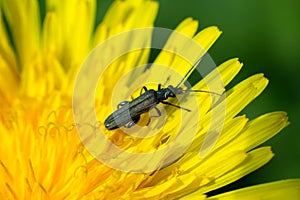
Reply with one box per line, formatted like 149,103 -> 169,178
97,0 -> 300,194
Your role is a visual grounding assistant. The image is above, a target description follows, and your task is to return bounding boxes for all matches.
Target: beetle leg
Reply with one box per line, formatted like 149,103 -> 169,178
158,84 -> 162,90
140,86 -> 148,95
117,101 -> 129,109
151,106 -> 161,117
124,116 -> 140,128
161,101 -> 191,112
145,107 -> 162,126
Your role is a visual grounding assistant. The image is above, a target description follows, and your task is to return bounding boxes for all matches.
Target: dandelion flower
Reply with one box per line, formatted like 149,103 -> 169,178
0,0 -> 299,199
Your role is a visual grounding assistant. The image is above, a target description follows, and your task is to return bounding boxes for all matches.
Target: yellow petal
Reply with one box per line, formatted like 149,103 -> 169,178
193,26 -> 222,54
2,0 -> 41,68
194,74 -> 267,144
154,25 -> 221,83
42,12 -> 62,59
93,23 -> 108,46
172,26 -> 222,79
207,179 -> 300,200
178,116 -> 248,172
0,56 -> 19,101
96,0 -> 158,45
0,8 -> 18,72
186,147 -> 274,195
190,58 -> 243,124
193,58 -> 243,90
81,1 -> 158,100
201,115 -> 248,153
123,1 -> 159,28
227,111 -> 289,152
216,74 -> 268,120
146,150 -> 247,199
19,54 -> 65,97
153,18 -> 199,71
174,17 -> 199,37
46,0 -> 96,69
133,172 -> 210,199
103,0 -> 158,29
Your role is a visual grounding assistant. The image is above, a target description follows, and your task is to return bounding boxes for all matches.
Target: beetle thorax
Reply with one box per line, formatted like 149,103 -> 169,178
167,85 -> 183,95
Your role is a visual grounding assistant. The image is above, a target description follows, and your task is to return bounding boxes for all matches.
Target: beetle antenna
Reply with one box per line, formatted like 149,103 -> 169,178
184,89 -> 223,96
175,58 -> 202,88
